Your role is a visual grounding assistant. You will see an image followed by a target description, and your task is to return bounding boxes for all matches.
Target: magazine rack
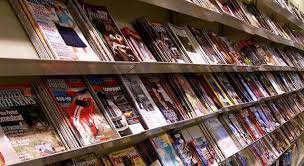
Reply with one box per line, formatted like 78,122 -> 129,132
1,0 -> 304,165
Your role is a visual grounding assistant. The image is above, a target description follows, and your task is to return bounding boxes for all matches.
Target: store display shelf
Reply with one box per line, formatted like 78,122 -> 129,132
1,58 -> 303,76
220,110 -> 304,163
136,0 -> 304,51
259,0 -> 304,30
10,87 -> 304,166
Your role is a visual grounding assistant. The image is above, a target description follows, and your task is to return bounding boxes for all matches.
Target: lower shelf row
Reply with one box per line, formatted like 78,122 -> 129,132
1,71 -> 304,165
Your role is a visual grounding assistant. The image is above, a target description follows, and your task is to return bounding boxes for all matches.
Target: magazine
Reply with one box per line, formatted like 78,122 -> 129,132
79,2 -> 138,61
171,132 -> 200,166
23,0 -> 100,61
166,23 -> 208,64
141,76 -> 180,123
45,77 -> 119,145
135,18 -> 188,63
0,84 -> 65,164
121,27 -> 157,62
204,117 -> 239,158
151,134 -> 183,166
121,75 -> 167,128
87,76 -> 145,136
108,147 -> 146,166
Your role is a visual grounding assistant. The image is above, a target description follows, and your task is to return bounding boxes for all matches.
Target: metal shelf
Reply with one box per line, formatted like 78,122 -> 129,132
10,87 -> 304,166
136,0 -> 304,51
0,58 -> 303,76
0,58 -> 137,76
259,0 -> 304,30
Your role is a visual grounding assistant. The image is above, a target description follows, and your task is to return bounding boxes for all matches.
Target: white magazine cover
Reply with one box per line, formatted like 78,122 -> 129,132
166,23 -> 209,64
121,75 -> 167,129
204,117 -> 239,158
24,0 -> 100,61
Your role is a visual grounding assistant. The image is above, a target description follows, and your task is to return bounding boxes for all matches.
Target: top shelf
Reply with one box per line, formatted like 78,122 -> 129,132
136,0 -> 304,51
259,0 -> 304,30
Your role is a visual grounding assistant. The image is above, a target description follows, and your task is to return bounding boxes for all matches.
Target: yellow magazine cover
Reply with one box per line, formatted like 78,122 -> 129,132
203,74 -> 234,107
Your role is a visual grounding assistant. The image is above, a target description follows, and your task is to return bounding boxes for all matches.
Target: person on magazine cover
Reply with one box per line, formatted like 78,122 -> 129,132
48,3 -> 88,59
94,21 -> 136,61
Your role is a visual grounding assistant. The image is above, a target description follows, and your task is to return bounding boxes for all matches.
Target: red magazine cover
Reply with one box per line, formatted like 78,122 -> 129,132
45,77 -> 119,146
236,110 -> 263,140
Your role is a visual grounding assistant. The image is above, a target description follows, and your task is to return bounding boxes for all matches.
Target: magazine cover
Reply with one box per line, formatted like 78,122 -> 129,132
121,27 -> 157,62
79,2 -> 138,61
175,75 -> 210,116
121,75 -> 167,128
166,24 -> 208,64
0,84 -> 65,164
141,76 -> 180,123
108,147 -> 146,166
45,77 -> 119,145
220,115 -> 249,147
204,117 -> 239,158
203,74 -> 233,106
135,18 -> 189,63
151,134 -> 183,166
135,139 -> 162,166
24,0 -> 100,61
186,76 -> 219,112
87,76 -> 145,136
171,132 -> 200,166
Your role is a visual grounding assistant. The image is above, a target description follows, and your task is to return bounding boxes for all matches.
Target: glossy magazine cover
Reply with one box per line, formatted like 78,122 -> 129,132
0,84 -> 65,164
151,134 -> 183,166
87,76 -> 145,136
45,77 -> 118,145
141,76 -> 180,123
171,132 -> 200,166
25,0 -> 100,61
108,147 -> 146,166
80,2 -> 138,61
121,75 -> 167,129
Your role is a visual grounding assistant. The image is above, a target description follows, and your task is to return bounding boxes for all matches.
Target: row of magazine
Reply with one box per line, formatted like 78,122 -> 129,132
274,0 -> 304,23
1,71 -> 304,165
186,0 -> 304,42
9,0 -> 304,64
48,102 -> 304,165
